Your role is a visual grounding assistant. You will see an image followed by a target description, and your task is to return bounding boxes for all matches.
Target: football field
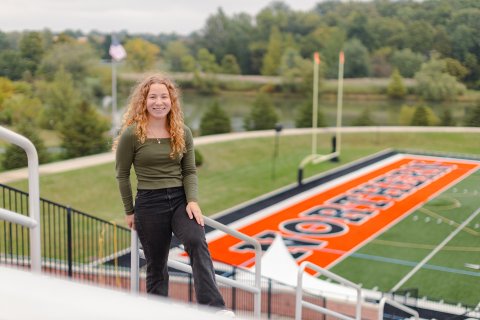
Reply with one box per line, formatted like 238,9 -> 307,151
206,153 -> 480,306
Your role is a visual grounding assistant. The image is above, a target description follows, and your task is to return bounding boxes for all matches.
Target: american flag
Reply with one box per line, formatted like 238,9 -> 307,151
109,35 -> 127,62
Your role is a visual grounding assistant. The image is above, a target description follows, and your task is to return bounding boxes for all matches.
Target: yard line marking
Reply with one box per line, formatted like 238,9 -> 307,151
419,207 -> 480,236
391,206 -> 480,291
371,239 -> 480,252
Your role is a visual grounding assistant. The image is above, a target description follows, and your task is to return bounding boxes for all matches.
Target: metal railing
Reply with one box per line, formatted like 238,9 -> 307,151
295,261 -> 362,320
0,126 -> 41,272
1,182 -> 131,285
130,215 -> 263,318
378,297 -> 419,320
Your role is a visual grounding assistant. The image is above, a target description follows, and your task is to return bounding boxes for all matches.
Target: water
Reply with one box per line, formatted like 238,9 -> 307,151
179,92 -> 474,133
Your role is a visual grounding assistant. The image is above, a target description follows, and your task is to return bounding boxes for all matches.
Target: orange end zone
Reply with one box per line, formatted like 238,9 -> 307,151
207,155 -> 480,269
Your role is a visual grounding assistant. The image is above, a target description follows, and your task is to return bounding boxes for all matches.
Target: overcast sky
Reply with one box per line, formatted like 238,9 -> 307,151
0,0 -> 326,35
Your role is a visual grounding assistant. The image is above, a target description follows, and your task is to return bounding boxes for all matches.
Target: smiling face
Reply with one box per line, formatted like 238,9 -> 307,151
146,83 -> 172,121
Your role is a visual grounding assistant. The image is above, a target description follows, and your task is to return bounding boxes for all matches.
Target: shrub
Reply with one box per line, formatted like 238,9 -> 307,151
200,101 -> 231,136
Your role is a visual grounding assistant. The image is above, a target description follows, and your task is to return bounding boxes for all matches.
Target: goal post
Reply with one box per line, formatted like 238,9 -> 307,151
298,51 -> 345,185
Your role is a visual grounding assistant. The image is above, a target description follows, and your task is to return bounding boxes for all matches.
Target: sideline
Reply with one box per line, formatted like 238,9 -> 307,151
1,126 -> 479,183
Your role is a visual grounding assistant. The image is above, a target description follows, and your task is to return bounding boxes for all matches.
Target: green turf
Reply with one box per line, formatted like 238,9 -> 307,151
330,170 -> 480,305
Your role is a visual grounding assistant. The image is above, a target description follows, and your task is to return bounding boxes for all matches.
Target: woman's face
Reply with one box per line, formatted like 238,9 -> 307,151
146,83 -> 172,120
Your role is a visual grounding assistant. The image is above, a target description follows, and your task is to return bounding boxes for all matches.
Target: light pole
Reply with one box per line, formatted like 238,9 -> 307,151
271,123 -> 283,180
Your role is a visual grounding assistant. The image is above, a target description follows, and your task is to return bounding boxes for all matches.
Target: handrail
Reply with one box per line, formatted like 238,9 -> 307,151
378,297 -> 419,320
0,126 -> 41,273
295,261 -> 362,320
130,215 -> 263,319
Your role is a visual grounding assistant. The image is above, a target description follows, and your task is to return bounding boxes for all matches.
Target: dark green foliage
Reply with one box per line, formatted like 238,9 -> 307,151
465,102 -> 480,127
387,69 -> 407,99
440,108 -> 456,126
59,101 -> 110,158
0,50 -> 30,80
200,101 -> 231,136
2,121 -> 49,170
390,49 -> 425,78
192,70 -> 219,95
352,108 -> 376,126
343,38 -> 371,78
19,31 -> 44,74
221,54 -> 241,75
244,93 -> 278,130
194,148 -> 203,167
295,100 -> 326,128
410,105 -> 430,126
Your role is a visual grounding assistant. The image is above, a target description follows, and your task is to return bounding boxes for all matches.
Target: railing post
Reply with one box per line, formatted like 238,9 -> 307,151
130,230 -> 139,293
267,278 -> 272,319
188,273 -> 193,302
232,266 -> 237,312
0,126 -> 41,273
66,206 -> 73,278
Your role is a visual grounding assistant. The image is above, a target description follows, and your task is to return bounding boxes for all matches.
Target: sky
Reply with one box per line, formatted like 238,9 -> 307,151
0,0 -> 324,35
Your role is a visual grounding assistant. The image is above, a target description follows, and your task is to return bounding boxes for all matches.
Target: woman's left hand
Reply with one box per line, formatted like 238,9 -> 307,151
186,201 -> 204,226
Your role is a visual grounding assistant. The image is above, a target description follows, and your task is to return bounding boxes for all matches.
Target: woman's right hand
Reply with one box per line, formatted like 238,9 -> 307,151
125,213 -> 135,230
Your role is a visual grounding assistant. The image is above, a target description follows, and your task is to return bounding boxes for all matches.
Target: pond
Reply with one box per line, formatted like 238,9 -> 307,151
180,91 -> 475,133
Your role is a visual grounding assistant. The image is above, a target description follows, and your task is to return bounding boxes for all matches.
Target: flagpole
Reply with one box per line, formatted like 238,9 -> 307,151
111,58 -> 117,136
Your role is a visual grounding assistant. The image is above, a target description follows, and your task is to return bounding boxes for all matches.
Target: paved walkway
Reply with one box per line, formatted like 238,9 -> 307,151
1,127 -> 479,183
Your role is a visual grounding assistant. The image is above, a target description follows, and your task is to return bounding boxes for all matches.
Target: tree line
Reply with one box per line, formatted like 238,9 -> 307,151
1,0 -> 480,169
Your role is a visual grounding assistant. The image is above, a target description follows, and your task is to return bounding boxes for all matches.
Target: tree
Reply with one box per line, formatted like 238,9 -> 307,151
37,42 -> 97,82
391,49 -> 425,78
0,50 -> 30,80
124,38 -> 160,72
261,27 -> 283,75
19,31 -> 44,75
370,47 -> 392,77
2,120 -> 49,170
410,105 -> 429,126
343,38 -> 371,78
387,69 -> 407,99
279,48 -> 311,93
295,100 -> 326,128
165,41 -> 192,72
440,108 -> 455,126
200,101 -> 231,135
1,93 -> 42,126
415,57 -> 466,101
0,77 -> 16,121
197,48 -> 220,73
192,70 -> 219,95
199,9 -> 255,74
244,93 -> 278,130
352,108 -> 376,126
405,21 -> 436,55
221,54 -> 241,75
465,101 -> 480,127
443,58 -> 469,81
39,68 -> 81,129
59,100 -> 110,158
399,105 -> 415,125
410,105 -> 439,126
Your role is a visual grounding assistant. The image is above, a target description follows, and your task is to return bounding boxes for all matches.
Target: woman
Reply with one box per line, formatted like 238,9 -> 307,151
114,74 -> 229,311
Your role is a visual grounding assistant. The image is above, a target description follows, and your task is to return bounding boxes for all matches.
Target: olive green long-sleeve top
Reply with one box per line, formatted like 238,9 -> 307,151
115,124 -> 198,215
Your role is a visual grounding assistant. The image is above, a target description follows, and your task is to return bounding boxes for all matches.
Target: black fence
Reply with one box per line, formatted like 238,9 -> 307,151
0,183 -> 131,288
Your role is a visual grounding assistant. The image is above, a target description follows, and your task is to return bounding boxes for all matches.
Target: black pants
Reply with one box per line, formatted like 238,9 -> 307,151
134,187 -> 225,308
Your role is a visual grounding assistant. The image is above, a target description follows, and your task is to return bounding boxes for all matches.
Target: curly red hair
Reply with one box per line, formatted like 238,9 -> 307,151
113,74 -> 185,158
